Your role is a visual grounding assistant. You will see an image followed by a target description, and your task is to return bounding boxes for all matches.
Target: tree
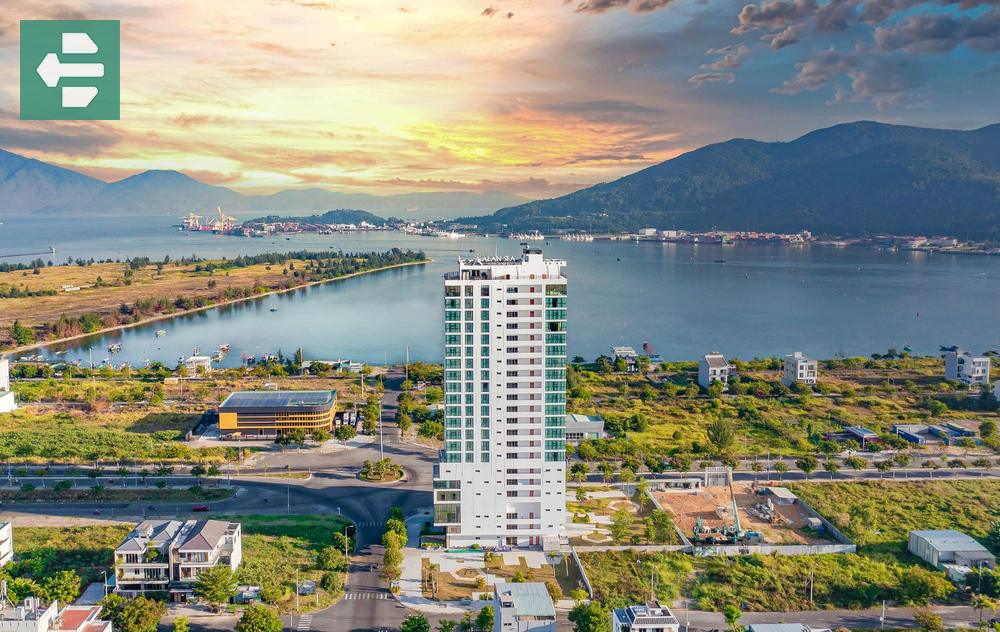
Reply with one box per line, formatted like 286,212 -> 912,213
320,571 -> 343,594
284,428 -> 307,446
475,606 -> 494,631
823,460 -> 839,479
575,486 -> 588,502
40,570 -> 81,604
635,477 -> 650,511
569,601 -> 611,632
598,461 -> 614,482
972,594 -> 997,625
317,546 -> 348,571
113,597 -> 165,632
311,429 -> 331,442
845,456 -> 867,471
772,461 -> 788,480
981,420 -> 997,438
913,607 -> 944,632
706,419 -> 736,453
619,467 -> 636,485
610,509 -> 634,543
236,604 -> 282,632
723,605 -> 743,632
335,425 -> 357,441
401,614 -> 431,632
194,565 -> 237,609
173,617 -> 190,632
795,455 -> 818,479
438,620 -> 459,632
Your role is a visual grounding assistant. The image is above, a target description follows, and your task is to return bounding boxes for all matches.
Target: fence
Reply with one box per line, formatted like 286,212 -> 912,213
569,546 -> 594,598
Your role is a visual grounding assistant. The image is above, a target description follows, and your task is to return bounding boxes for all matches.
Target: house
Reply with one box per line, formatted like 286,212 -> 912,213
565,414 -> 605,443
698,352 -> 731,390
493,582 -> 556,632
782,352 -> 818,386
844,426 -> 879,448
0,522 -> 12,567
893,424 -> 930,445
908,530 -> 996,579
611,601 -> 679,632
183,355 -> 213,374
0,599 -> 111,632
217,390 -> 337,439
611,347 -> 639,372
0,358 -> 16,414
746,625 -> 819,632
944,350 -> 991,386
114,519 -> 242,601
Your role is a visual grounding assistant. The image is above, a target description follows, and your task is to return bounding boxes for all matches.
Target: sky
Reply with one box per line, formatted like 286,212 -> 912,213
0,0 -> 998,199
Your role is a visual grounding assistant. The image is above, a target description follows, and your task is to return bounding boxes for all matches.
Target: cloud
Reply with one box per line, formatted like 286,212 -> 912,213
772,48 -> 922,108
689,71 -> 737,83
733,0 -> 817,33
569,0 -> 676,14
0,117 -> 122,156
874,10 -> 1000,52
702,43 -> 749,69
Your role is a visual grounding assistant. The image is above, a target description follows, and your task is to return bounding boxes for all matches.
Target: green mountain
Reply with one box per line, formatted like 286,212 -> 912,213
246,209 -> 387,224
467,121 -> 1000,239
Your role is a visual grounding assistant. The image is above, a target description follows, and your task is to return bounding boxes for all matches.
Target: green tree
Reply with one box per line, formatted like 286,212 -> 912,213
402,614 -> 431,632
112,597 -> 165,632
194,565 -> 237,609
335,425 -> 357,441
284,428 -> 307,445
913,607 -> 944,632
236,604 -> 282,632
723,605 -> 743,632
173,616 -> 190,632
795,456 -> 819,479
772,461 -> 788,480
706,419 -> 736,453
569,601 -> 611,632
320,571 -> 343,594
575,486 -> 588,502
845,456 -> 867,471
474,606 -> 494,631
610,509 -> 634,543
39,570 -> 81,604
438,620 -> 459,632
317,546 -> 348,571
823,460 -> 839,479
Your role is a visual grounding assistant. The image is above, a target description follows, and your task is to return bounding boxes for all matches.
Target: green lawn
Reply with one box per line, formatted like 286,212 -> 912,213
787,480 -> 1000,558
14,525 -> 132,583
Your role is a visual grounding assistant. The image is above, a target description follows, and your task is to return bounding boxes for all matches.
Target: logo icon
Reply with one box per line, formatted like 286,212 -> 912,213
20,20 -> 120,120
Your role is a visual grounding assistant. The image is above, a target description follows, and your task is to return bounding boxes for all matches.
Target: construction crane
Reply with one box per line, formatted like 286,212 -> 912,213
210,206 -> 237,233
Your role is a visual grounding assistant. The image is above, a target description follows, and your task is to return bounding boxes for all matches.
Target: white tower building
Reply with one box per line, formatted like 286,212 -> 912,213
433,247 -> 567,548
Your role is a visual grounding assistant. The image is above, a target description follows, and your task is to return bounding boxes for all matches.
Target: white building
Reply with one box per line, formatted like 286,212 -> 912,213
611,347 -> 639,372
114,519 -> 242,601
493,582 -> 556,632
564,413 -> 604,443
182,356 -> 213,374
0,358 -> 16,414
0,522 -> 12,567
944,350 -> 991,386
698,352 -> 731,390
433,247 -> 567,548
0,599 -> 111,632
611,601 -> 679,632
908,530 -> 995,573
782,352 -> 817,386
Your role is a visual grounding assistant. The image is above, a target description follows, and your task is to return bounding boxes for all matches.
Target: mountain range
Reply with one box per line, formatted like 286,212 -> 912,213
0,150 -> 529,220
467,121 -> 1000,239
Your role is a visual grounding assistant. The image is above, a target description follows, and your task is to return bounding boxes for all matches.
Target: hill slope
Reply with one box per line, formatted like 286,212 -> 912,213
469,121 -> 1000,239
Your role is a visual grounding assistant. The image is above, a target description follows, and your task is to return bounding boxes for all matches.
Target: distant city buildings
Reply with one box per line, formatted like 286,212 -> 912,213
782,352 -> 818,386
217,390 -> 337,439
0,358 -> 16,414
0,599 -> 111,632
611,601 -> 680,632
433,247 -> 567,548
114,519 -> 242,601
944,349 -> 991,386
493,582 -> 556,632
698,352 -> 731,390
0,522 -> 12,567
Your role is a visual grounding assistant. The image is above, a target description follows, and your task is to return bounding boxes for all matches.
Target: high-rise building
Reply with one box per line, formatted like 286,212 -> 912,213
433,247 -> 567,548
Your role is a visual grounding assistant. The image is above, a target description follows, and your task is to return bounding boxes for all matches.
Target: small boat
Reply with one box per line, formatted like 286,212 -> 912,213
212,352 -> 224,362
218,344 -> 231,353
156,330 -> 167,337
269,308 -> 278,312
108,343 -> 122,353
714,259 -> 726,264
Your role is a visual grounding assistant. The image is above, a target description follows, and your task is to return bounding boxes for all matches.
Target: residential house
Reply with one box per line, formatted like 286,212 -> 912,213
611,347 -> 639,372
564,414 -> 605,443
782,352 -> 817,386
183,356 -> 213,374
0,522 -> 12,567
944,350 -> 991,386
611,601 -> 680,632
114,519 -> 241,601
698,353 -> 731,390
0,358 -> 16,414
0,599 -> 111,632
493,583 -> 556,632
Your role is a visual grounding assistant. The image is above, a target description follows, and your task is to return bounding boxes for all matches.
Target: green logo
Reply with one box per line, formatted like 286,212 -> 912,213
20,20 -> 120,120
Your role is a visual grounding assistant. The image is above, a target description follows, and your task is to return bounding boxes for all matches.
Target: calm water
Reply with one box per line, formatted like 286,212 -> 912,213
3,215 -> 1000,365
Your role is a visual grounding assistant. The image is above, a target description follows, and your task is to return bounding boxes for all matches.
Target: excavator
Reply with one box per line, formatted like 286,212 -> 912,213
691,476 -> 762,544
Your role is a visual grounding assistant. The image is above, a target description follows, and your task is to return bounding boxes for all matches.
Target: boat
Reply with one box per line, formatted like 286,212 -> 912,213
212,352 -> 224,362
218,344 -> 231,353
156,330 -> 167,337
108,343 -> 122,353
269,308 -> 278,312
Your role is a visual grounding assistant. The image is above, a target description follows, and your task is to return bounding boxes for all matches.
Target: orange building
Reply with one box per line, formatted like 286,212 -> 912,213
217,390 -> 336,438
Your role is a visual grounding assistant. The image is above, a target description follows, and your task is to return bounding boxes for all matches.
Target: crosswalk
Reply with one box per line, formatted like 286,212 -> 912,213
355,521 -> 382,527
343,591 -> 391,600
296,614 -> 312,631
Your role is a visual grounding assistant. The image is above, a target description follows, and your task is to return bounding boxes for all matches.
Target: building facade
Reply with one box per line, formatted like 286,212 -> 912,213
0,358 -> 16,414
611,601 -> 680,632
114,519 -> 242,601
564,413 -> 605,444
782,352 -> 817,385
0,522 -> 12,567
944,350 -> 991,386
217,390 -> 336,438
698,353 -> 731,390
493,583 -> 556,632
433,248 -> 567,548
0,599 -> 111,632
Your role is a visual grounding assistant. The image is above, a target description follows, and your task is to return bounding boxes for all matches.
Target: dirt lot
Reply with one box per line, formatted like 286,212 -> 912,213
654,483 -> 836,545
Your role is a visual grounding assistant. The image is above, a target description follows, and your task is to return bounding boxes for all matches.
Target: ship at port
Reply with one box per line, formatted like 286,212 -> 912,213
179,207 -> 238,233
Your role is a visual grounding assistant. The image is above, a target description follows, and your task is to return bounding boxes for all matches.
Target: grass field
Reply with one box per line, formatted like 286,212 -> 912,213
13,524 -> 132,582
787,480 -> 1000,558
0,486 -> 234,503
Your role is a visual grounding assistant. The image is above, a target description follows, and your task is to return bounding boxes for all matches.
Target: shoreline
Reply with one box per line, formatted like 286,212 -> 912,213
6,258 -> 430,356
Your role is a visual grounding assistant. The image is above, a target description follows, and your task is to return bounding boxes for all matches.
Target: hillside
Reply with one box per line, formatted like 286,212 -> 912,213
0,151 -> 529,220
246,209 -> 386,225
467,121 -> 1000,239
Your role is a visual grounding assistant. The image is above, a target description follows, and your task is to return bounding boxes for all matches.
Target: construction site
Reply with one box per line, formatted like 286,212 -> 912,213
652,469 -> 840,546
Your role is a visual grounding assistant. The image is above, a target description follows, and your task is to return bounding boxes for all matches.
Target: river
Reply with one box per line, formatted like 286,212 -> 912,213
2,214 -> 999,365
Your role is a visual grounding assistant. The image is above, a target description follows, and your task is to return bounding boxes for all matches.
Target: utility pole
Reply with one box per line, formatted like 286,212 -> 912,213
286,484 -> 290,515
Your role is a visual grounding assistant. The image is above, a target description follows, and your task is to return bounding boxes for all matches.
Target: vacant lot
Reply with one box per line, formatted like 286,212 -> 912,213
787,480 -> 1000,558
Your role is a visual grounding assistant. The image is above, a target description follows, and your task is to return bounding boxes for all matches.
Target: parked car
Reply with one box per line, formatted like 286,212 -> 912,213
192,505 -> 210,512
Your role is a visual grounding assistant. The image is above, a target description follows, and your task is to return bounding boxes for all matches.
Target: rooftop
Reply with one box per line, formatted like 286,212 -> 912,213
494,582 -> 556,618
612,601 -> 679,628
219,390 -> 336,411
566,413 -> 604,427
178,520 -> 239,552
911,530 -> 994,554
845,426 -> 878,439
703,353 -> 728,368
117,519 -> 183,552
746,624 -> 812,632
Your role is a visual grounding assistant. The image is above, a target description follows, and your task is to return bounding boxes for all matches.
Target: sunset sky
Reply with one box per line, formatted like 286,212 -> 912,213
1,0 -> 998,198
